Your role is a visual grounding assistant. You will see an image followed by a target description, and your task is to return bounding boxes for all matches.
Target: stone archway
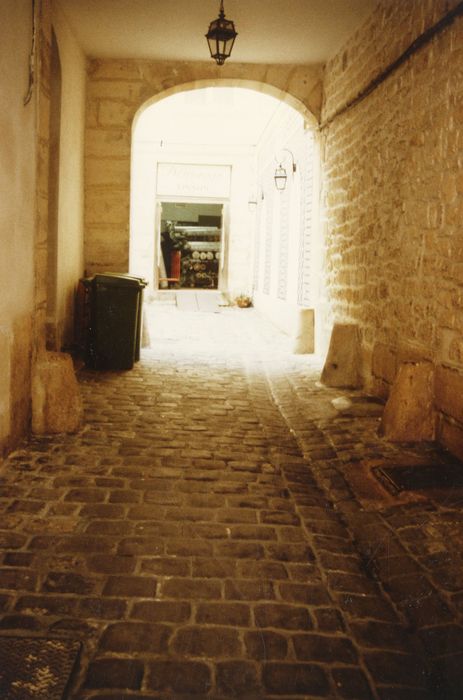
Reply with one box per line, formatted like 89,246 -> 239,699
84,60 -> 322,276
131,77 -> 319,133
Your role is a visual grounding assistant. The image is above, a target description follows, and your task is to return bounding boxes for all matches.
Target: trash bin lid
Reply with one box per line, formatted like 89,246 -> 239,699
101,272 -> 148,287
93,273 -> 147,288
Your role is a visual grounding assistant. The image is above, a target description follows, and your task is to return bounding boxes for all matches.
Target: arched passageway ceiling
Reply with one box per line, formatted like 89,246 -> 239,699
85,59 -> 322,274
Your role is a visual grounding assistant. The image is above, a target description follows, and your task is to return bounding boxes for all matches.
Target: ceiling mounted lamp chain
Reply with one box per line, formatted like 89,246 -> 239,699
205,0 -> 238,66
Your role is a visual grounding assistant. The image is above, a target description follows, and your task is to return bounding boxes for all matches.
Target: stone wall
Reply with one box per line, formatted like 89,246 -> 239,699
322,0 -> 463,455
84,60 -> 323,275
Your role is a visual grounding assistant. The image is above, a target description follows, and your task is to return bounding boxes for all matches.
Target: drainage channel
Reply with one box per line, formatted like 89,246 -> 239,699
258,358 -> 463,699
241,348 -> 434,699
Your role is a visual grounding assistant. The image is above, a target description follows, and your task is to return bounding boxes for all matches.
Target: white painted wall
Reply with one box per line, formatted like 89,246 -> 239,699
253,107 -> 321,352
130,140 -> 257,297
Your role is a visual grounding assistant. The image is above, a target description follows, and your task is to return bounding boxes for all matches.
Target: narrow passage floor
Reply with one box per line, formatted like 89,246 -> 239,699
0,303 -> 463,699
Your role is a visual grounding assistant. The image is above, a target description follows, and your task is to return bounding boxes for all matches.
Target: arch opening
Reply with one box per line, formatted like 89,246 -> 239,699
129,82 -> 323,351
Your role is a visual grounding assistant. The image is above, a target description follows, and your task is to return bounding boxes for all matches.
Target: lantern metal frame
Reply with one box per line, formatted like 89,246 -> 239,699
205,0 -> 238,66
273,149 -> 297,191
274,165 -> 288,191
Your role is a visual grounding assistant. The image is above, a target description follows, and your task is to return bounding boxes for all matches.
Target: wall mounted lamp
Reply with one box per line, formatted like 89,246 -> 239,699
206,0 -> 238,66
274,149 -> 297,191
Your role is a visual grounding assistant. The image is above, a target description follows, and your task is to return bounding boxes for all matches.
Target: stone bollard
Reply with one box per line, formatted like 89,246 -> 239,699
321,323 -> 361,388
32,352 -> 83,434
379,361 -> 435,441
292,308 -> 314,354
141,306 -> 151,348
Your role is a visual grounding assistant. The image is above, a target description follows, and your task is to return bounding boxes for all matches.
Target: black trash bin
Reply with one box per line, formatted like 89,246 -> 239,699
83,273 -> 147,370
98,272 -> 148,362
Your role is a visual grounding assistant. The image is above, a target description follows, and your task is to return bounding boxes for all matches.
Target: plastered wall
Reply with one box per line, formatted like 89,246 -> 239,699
322,0 -> 463,455
84,59 -> 323,276
51,3 -> 86,350
0,0 -> 86,455
0,0 -> 37,453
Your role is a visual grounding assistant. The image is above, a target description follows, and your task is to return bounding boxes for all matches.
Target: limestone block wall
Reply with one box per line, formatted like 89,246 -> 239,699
322,0 -> 463,455
84,59 -> 323,276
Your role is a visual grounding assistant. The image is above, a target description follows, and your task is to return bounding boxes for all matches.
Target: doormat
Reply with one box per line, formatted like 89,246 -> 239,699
0,637 -> 81,700
373,462 -> 463,494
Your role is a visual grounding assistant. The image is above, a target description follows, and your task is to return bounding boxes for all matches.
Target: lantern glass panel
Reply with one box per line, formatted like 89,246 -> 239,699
205,4 -> 237,65
274,166 -> 288,191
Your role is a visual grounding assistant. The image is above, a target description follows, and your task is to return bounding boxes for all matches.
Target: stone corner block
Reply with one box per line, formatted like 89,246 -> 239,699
434,364 -> 463,424
379,361 -> 436,442
439,417 -> 463,461
32,351 -> 83,435
372,342 -> 397,385
141,306 -> 151,349
320,323 -> 361,388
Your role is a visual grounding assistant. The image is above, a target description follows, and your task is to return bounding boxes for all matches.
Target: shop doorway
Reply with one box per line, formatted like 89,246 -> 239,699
158,202 -> 223,290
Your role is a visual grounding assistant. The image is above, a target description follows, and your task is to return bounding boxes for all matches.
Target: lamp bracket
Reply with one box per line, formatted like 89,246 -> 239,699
275,148 -> 297,173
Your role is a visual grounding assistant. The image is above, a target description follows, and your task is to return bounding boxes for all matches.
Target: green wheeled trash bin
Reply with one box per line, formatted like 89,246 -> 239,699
97,272 -> 148,362
84,273 -> 147,370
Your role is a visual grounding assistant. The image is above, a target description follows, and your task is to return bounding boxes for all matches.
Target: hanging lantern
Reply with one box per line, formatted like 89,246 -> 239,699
274,165 -> 288,191
206,0 -> 238,66
274,150 -> 297,191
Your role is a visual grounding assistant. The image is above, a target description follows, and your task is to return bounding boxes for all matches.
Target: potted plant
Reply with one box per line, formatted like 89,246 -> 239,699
234,294 -> 253,308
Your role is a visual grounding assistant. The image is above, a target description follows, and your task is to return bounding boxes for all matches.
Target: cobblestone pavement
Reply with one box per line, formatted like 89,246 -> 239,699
0,302 -> 463,699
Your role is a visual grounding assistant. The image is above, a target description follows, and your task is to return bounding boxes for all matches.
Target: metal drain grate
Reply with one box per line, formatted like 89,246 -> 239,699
373,462 -> 463,494
0,637 -> 81,700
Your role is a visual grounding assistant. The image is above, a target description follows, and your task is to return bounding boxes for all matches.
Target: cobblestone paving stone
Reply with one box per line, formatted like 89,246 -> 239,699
0,303 -> 461,698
